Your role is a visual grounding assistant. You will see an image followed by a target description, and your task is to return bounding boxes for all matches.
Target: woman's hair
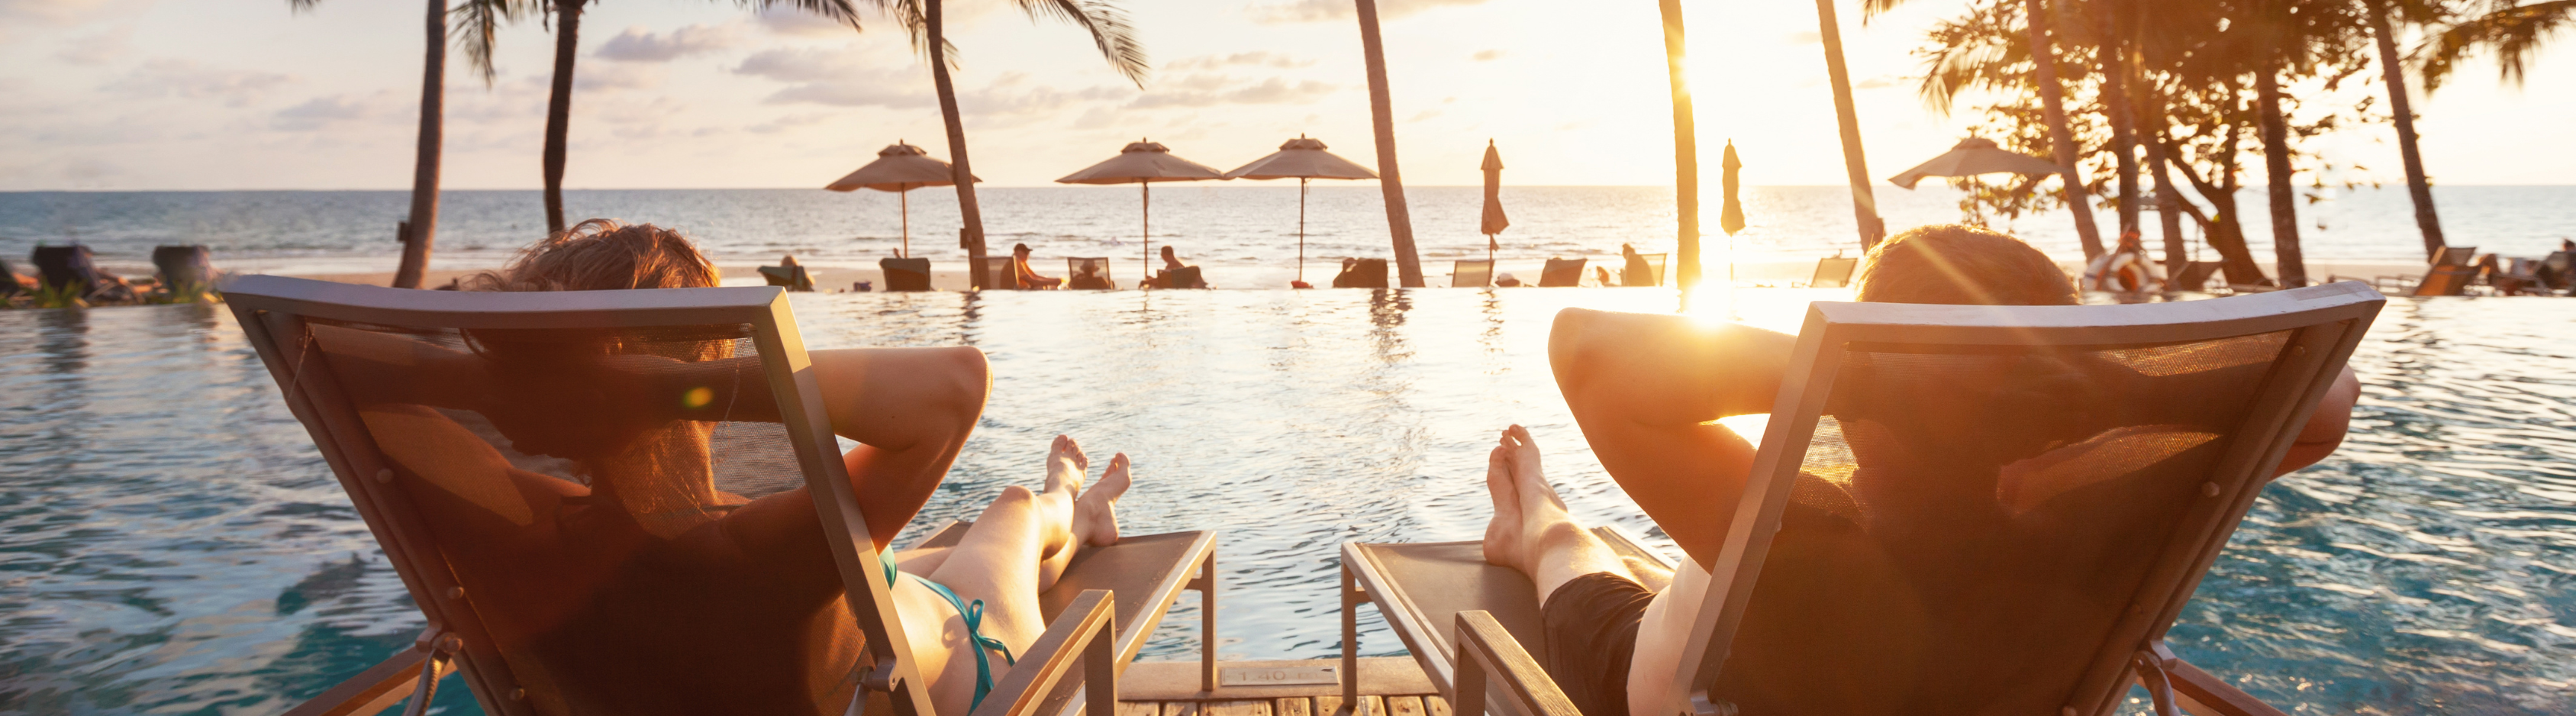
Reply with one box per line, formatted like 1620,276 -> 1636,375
1854,224 -> 2078,306
465,219 -> 718,292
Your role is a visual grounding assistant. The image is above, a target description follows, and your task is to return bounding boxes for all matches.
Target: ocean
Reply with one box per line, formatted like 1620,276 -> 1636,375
3,185 -> 2571,277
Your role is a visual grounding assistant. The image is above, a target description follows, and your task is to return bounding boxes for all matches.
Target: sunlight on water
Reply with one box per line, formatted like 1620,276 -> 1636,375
2,289 -> 2569,714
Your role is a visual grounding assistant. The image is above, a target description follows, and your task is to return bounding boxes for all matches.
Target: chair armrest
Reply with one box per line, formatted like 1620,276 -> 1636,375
2165,656 -> 2287,716
972,589 -> 1117,716
280,646 -> 428,716
1451,611 -> 1582,716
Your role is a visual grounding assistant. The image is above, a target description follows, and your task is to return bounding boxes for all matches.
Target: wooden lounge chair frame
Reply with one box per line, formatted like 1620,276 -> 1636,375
2374,245 -> 2476,294
883,257 -> 935,292
1453,260 -> 1496,289
225,276 -> 1148,716
1537,259 -> 1586,288
1348,282 -> 2384,716
1806,256 -> 1859,289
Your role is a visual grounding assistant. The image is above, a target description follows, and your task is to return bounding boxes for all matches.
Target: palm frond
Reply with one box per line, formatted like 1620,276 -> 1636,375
2418,0 -> 2575,91
1861,0 -> 1913,24
742,0 -> 867,31
1015,0 -> 1149,86
449,0 -> 537,86
287,0 -> 324,13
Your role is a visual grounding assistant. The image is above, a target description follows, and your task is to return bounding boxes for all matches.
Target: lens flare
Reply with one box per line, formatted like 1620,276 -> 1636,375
682,385 -> 714,410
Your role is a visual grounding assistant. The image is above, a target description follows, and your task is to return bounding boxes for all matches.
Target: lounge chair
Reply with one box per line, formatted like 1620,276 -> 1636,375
1156,266 -> 1209,289
1334,259 -> 1391,289
1453,260 -> 1496,289
31,244 -> 134,302
1806,256 -> 1859,289
1344,282 -> 2384,716
759,263 -> 816,292
153,245 -> 218,296
2539,251 -> 2572,292
1066,257 -> 1115,290
882,257 -> 934,292
1622,254 -> 1667,288
226,276 -> 1216,716
2375,245 -> 2475,295
974,256 -> 1019,290
1537,259 -> 1586,288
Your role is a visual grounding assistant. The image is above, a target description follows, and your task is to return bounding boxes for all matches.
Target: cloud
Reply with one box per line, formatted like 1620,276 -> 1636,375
107,60 -> 293,107
576,63 -> 663,92
749,111 -> 835,134
1165,51 -> 1313,71
1856,76 -> 1897,89
596,24 -> 740,62
55,23 -> 130,65
1127,76 -> 1336,108
272,94 -> 390,131
1786,31 -> 1821,44
1250,0 -> 1490,24
1472,49 -> 1504,62
734,45 -> 879,83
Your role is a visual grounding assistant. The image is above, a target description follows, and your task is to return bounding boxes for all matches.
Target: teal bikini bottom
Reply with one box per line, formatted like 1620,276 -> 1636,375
882,554 -> 1017,712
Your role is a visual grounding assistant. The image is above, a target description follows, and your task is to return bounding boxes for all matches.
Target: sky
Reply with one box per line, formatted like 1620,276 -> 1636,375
2,0 -> 2571,190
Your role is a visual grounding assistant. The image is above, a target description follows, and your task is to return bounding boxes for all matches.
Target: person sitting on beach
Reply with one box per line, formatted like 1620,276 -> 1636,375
1594,266 -> 1619,287
1620,244 -> 1655,287
2082,230 -> 2155,293
320,219 -> 1138,715
1068,260 -> 1114,290
1477,224 -> 2363,716
1147,245 -> 1208,289
1011,243 -> 1064,289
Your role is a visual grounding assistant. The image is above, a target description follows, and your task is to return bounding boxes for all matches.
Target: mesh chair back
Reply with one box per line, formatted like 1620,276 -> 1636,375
1810,256 -> 1860,289
1333,259 -> 1389,289
153,245 -> 216,291
975,256 -> 1017,290
1624,253 -> 1667,287
759,264 -> 815,292
2431,246 -> 2477,267
222,276 -> 930,716
1066,257 -> 1114,290
880,258 -> 933,292
1678,282 -> 2382,716
1452,260 -> 1495,288
1538,258 -> 1586,287
1158,265 -> 1207,289
2414,266 -> 2474,296
31,245 -> 104,294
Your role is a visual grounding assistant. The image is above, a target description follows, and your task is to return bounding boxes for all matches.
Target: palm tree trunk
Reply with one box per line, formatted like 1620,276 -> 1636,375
393,0 -> 443,289
2023,0 -> 2106,259
2255,66 -> 2307,287
1814,0 -> 1884,250
2097,10 -> 2142,235
1656,0 -> 1701,289
2140,92 -> 2188,282
542,0 -> 583,235
927,0 -> 988,290
2368,1 -> 2447,260
1354,0 -> 1423,288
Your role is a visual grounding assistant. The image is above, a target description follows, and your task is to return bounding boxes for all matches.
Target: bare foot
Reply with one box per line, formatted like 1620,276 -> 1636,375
1501,425 -> 1566,510
1481,444 -> 1526,569
1073,453 -> 1131,548
1045,434 -> 1089,495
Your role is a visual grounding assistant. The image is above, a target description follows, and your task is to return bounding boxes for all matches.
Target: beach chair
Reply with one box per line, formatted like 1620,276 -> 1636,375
1537,259 -> 1586,288
2539,251 -> 2573,292
1620,253 -> 1667,288
2375,245 -> 2474,294
226,276 -> 1213,716
882,257 -> 934,292
1453,260 -> 1496,288
153,245 -> 218,296
1334,259 -> 1391,289
1343,282 -> 2384,716
1807,256 -> 1860,289
759,263 -> 816,292
975,256 -> 1018,290
1066,257 -> 1115,290
31,244 -> 134,302
1156,266 -> 1209,289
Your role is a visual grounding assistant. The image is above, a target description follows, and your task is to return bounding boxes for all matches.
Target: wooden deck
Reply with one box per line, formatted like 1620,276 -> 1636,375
1114,659 -> 1446,716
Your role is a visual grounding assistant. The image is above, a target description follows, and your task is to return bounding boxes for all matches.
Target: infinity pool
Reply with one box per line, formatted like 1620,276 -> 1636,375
2,289 -> 2569,714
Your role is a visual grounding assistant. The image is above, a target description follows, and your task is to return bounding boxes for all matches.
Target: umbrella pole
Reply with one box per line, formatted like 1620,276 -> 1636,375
1142,182 -> 1152,279
900,190 -> 910,258
1298,178 -> 1307,282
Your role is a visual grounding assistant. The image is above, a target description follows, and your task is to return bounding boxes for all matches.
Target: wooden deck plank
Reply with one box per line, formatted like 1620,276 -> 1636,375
1313,695 -> 1385,716
1386,695 -> 1426,716
1274,698 -> 1314,716
1165,702 -> 1201,716
1423,695 -> 1450,716
1204,700 -> 1271,716
1118,702 -> 1162,716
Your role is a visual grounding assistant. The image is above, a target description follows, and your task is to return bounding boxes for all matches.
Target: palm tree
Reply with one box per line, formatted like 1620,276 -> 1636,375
1816,0 -> 1887,250
2365,0 -> 2453,260
1656,0 -> 1701,289
1356,0 -> 1423,287
2420,0 -> 2575,89
883,0 -> 1144,289
2025,0 -> 2109,259
537,0 -> 867,235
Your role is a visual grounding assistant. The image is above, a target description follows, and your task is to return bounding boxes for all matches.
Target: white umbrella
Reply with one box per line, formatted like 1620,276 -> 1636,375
1224,135 -> 1378,282
1057,140 -> 1229,269
1888,137 -> 2066,189
826,141 -> 978,257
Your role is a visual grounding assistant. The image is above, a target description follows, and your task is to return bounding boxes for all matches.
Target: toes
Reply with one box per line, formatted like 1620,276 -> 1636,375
1088,453 -> 1133,502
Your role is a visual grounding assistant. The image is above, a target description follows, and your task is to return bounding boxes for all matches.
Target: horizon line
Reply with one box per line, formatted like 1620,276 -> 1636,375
9,184 -> 2572,193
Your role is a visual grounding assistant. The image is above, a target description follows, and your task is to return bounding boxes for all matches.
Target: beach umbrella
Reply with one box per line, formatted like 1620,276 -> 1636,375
1225,135 -> 1379,282
825,141 -> 978,258
1720,140 -> 1746,287
1058,139 -> 1229,270
1886,137 -> 2065,189
1480,140 -> 1509,264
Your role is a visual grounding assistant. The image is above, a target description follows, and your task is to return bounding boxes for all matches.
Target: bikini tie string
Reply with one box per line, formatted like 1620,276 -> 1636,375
881,553 -> 1017,712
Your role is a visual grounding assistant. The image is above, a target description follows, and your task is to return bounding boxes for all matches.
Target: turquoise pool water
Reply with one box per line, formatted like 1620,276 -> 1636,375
2,289 -> 2569,714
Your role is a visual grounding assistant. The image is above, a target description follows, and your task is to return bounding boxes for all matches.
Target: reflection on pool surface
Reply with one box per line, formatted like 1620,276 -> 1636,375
2,289 -> 2569,714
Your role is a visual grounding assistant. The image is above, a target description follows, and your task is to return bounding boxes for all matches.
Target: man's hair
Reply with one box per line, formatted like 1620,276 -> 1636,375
466,219 -> 719,292
1854,224 -> 2078,306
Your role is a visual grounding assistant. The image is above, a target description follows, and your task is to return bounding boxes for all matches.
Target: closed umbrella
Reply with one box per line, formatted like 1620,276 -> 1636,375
1224,135 -> 1378,282
1480,140 -> 1508,264
1058,139 -> 1229,270
1720,140 -> 1746,287
1887,137 -> 2065,189
825,141 -> 978,258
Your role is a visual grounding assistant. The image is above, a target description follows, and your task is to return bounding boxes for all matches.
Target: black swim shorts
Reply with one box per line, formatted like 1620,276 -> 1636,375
1539,571 -> 1656,716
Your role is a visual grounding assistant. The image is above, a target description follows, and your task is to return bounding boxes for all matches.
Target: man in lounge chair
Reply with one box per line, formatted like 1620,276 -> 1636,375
339,219 -> 1136,715
1478,224 -> 2363,716
1011,243 -> 1065,289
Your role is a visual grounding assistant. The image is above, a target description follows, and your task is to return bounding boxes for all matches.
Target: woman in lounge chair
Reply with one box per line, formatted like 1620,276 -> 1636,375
333,219 -> 1133,715
1011,243 -> 1065,289
1479,224 -> 2364,716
